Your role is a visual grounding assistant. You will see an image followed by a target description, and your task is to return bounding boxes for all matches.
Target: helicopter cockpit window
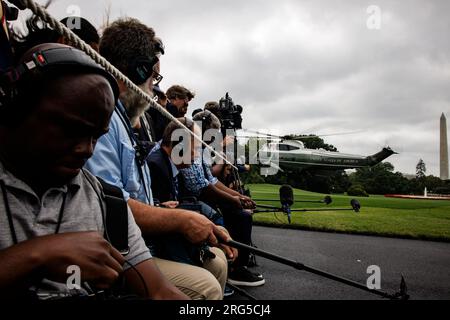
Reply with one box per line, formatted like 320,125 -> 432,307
278,144 -> 301,151
278,144 -> 290,151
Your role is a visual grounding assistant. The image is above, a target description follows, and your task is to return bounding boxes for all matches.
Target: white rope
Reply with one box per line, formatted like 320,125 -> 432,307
22,0 -> 237,169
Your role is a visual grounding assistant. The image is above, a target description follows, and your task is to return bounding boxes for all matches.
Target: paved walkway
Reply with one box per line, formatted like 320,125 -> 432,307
230,226 -> 450,300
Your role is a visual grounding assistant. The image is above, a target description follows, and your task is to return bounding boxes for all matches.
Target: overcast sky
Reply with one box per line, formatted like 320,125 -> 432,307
26,0 -> 450,176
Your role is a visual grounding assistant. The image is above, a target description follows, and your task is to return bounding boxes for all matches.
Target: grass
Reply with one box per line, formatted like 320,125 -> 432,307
249,184 -> 450,242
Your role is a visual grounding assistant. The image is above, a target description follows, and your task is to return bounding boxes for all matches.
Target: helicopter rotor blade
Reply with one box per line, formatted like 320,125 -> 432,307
239,129 -> 365,141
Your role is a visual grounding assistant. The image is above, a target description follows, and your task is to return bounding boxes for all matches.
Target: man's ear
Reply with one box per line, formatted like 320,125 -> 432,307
57,36 -> 69,45
117,80 -> 128,95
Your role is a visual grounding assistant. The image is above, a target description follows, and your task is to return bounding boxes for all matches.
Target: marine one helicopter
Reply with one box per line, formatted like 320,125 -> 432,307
240,130 -> 397,174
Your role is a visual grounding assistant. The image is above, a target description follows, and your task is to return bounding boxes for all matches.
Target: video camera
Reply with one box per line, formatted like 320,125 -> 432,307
219,92 -> 243,132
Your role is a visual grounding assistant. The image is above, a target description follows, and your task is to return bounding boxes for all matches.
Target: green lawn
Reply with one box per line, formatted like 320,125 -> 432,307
249,184 -> 450,242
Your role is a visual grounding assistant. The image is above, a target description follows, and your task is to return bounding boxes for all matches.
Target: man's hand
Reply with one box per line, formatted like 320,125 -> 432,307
179,210 -> 230,247
231,196 -> 243,209
38,232 -> 125,289
161,201 -> 179,209
240,195 -> 256,210
215,226 -> 238,262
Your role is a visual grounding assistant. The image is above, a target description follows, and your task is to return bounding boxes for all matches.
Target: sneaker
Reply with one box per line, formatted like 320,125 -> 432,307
250,270 -> 264,279
223,285 -> 235,297
228,267 -> 265,287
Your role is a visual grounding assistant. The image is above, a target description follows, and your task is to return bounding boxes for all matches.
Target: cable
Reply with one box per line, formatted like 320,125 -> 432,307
123,260 -> 149,298
21,0 -> 236,170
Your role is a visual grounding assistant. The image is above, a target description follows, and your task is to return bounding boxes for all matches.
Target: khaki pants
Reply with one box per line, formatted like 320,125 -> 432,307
153,247 -> 227,300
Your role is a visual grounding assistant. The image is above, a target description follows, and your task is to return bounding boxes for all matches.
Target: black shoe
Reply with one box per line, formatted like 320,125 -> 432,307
250,270 -> 264,279
228,267 -> 265,287
224,285 -> 235,297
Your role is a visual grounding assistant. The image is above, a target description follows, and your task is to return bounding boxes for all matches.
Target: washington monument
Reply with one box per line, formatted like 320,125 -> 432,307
441,113 -> 449,180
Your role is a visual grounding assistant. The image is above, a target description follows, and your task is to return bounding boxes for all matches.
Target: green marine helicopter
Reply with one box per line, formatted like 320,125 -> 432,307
240,131 -> 397,174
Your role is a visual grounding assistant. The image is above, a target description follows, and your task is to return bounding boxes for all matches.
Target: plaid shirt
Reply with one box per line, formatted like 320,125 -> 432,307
179,156 -> 218,197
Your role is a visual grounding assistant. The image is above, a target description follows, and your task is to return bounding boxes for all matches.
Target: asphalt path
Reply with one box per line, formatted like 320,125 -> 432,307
228,226 -> 450,300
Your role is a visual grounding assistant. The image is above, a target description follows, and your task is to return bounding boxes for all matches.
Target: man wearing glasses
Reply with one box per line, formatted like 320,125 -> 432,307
85,18 -> 229,300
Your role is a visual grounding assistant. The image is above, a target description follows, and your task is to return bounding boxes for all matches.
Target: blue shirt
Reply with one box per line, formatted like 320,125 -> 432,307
179,157 -> 218,197
202,151 -> 219,185
85,101 -> 154,205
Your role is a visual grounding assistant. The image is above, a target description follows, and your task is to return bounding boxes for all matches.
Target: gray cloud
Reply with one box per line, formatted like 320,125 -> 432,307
30,0 -> 450,175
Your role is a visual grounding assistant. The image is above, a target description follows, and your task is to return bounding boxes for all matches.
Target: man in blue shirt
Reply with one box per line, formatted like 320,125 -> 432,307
85,18 -> 230,300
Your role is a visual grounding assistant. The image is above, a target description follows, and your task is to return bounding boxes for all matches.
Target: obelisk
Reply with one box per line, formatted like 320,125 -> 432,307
441,113 -> 449,180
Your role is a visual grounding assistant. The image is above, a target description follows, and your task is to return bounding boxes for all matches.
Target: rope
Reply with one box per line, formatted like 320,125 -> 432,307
21,0 -> 236,169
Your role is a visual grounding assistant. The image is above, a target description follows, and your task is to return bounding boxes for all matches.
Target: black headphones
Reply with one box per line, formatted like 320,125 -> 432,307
194,110 -> 217,136
0,46 -> 120,121
126,37 -> 164,85
201,110 -> 213,123
127,55 -> 159,85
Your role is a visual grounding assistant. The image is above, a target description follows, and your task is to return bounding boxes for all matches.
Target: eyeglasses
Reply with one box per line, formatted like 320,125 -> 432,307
152,70 -> 163,86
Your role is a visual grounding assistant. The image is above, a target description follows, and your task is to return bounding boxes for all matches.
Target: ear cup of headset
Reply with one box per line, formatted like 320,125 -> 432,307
127,56 -> 158,85
0,46 -> 120,126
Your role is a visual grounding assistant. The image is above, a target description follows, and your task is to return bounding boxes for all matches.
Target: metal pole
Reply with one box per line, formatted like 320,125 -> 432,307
254,199 -> 327,204
225,240 -> 407,300
288,208 -> 356,212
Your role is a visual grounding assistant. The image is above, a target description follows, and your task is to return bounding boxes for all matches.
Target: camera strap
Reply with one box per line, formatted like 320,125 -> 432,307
81,170 -> 129,255
96,177 -> 129,255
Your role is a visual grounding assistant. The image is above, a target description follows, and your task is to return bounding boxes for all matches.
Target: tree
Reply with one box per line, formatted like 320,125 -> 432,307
416,159 -> 426,179
349,162 -> 410,195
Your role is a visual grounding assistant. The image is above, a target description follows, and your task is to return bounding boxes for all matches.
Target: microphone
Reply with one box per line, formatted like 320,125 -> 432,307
279,185 -> 294,206
279,185 -> 294,223
350,199 -> 361,213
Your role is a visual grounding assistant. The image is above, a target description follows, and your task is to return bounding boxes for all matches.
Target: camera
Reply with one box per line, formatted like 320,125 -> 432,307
218,92 -> 243,132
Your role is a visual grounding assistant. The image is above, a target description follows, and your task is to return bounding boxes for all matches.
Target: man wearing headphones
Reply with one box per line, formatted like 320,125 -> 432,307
85,18 -> 230,300
0,43 -> 187,299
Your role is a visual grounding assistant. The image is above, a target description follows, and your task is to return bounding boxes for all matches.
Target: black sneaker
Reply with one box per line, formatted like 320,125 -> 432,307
228,267 -> 265,287
223,285 -> 235,297
250,270 -> 264,279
